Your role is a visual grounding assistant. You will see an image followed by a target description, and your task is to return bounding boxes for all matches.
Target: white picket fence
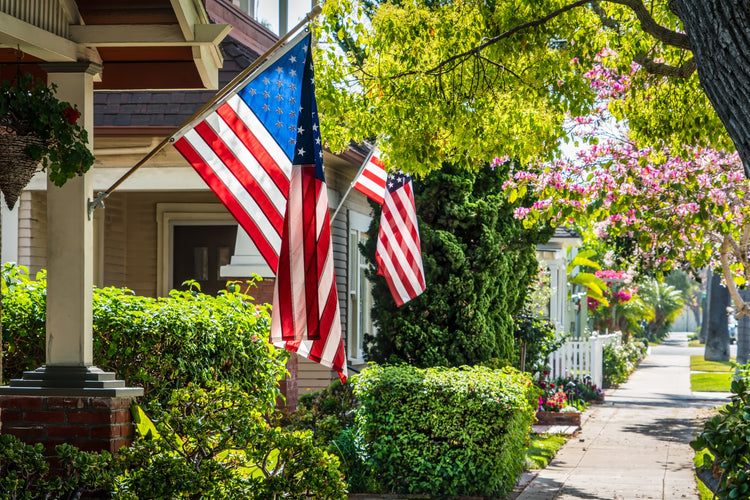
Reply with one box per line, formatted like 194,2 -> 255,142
548,332 -> 621,389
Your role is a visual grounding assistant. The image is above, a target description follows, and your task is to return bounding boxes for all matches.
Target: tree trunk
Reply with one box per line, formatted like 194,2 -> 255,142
699,271 -> 711,344
673,0 -> 750,176
705,272 -> 731,361
738,288 -> 750,365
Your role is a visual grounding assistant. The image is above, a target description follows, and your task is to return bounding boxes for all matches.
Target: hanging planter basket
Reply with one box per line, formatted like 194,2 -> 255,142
0,134 -> 45,210
0,73 -> 94,209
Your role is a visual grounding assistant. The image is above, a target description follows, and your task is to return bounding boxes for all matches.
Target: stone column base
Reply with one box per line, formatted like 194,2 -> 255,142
0,365 -> 143,454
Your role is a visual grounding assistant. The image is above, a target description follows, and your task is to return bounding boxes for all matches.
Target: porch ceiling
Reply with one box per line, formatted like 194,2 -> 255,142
0,0 -> 230,90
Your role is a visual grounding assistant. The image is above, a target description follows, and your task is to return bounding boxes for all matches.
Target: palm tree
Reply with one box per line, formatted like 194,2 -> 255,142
637,278 -> 685,343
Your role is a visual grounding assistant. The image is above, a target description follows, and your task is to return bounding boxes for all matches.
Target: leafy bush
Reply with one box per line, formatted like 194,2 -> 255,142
691,375 -> 750,499
351,364 -> 537,497
115,383 -> 346,500
362,162 -> 552,367
0,434 -> 114,498
602,338 -> 647,388
1,265 -> 287,406
293,379 -> 356,446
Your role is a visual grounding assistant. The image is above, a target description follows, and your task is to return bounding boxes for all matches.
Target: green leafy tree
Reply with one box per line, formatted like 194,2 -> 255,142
361,162 -> 552,367
315,1 -> 739,175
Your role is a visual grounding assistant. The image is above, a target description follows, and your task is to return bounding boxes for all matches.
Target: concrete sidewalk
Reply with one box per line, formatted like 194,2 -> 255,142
517,332 -> 730,500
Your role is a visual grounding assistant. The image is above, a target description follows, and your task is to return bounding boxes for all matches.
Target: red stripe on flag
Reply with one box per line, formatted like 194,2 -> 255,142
173,136 -> 280,272
215,103 -> 290,196
361,168 -> 385,185
193,121 -> 286,232
275,207 -> 296,338
301,166 -> 321,341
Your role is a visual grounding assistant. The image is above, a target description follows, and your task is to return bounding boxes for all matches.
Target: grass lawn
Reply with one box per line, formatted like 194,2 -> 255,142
690,355 -> 735,372
691,372 -> 732,392
525,434 -> 566,469
689,339 -> 705,347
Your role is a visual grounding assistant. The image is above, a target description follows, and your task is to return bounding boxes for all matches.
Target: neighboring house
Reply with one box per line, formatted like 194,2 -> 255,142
535,227 -> 585,337
3,0 -> 376,407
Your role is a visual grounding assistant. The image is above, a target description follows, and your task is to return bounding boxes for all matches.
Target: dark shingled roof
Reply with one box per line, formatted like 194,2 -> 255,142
94,36 -> 260,128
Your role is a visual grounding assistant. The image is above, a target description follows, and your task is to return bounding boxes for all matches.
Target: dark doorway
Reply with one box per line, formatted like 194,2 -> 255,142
172,225 -> 237,296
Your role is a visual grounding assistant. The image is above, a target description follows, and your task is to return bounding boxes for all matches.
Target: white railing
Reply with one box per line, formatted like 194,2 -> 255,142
548,332 -> 621,389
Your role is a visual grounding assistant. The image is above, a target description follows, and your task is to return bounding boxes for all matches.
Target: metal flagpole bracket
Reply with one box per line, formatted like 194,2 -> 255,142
87,191 -> 109,219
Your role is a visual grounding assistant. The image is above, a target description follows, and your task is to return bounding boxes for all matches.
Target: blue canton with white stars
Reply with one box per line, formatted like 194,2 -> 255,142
236,34 -> 312,163
292,37 -> 325,180
387,172 -> 411,193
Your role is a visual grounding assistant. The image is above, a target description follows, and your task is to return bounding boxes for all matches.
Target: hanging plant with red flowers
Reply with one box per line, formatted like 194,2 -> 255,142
0,72 -> 94,196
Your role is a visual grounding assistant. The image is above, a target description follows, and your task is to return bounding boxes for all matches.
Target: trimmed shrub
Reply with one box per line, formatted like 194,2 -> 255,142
1,265 -> 287,406
351,364 -> 537,497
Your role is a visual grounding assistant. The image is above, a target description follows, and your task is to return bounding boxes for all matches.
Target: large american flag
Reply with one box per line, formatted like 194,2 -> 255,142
352,146 -> 387,204
376,173 -> 426,306
172,32 -> 346,381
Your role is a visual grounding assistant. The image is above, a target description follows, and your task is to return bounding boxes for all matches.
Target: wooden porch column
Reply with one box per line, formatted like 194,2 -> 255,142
0,62 -> 142,396
44,63 -> 98,367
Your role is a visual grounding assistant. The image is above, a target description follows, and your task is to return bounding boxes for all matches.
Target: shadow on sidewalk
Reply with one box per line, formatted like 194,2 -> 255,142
517,477 -> 605,499
621,416 -> 698,443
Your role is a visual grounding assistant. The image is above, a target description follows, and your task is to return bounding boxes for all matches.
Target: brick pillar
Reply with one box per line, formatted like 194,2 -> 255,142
0,396 -> 136,454
233,277 -> 275,305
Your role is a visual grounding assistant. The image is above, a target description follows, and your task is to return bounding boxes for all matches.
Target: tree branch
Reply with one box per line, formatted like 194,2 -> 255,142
633,53 -> 696,78
606,0 -> 691,50
423,0 -> 592,77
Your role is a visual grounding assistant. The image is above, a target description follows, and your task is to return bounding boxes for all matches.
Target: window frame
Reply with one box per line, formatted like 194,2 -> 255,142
347,210 -> 374,364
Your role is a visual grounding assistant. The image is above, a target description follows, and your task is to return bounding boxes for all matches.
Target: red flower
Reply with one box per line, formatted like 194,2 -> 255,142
63,107 -> 80,125
549,383 -> 555,389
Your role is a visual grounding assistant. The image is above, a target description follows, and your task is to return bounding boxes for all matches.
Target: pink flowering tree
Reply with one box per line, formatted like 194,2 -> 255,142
501,52 -> 750,358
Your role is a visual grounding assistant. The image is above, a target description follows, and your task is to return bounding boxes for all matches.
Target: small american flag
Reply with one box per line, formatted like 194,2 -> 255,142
352,146 -> 387,204
376,173 -> 426,306
173,32 -> 346,381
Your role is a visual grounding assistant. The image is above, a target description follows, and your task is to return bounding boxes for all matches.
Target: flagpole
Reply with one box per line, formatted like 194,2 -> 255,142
87,5 -> 323,219
330,143 -> 378,224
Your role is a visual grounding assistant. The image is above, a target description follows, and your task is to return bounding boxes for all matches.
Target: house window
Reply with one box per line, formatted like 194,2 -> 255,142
348,211 -> 374,363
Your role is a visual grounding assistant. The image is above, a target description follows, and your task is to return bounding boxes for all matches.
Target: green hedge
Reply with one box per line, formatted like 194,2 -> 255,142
2,265 -> 287,407
352,364 -> 537,497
